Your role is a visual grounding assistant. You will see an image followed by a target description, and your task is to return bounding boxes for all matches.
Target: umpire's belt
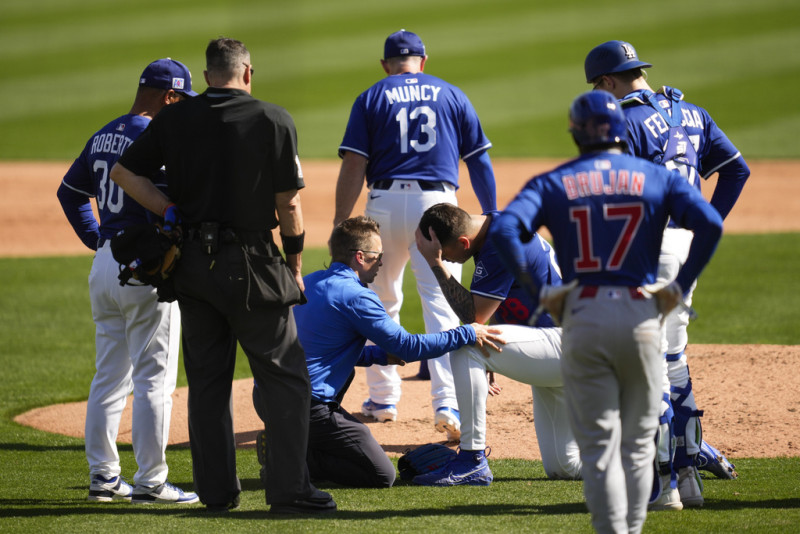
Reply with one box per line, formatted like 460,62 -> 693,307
185,227 -> 239,243
371,179 -> 446,192
578,286 -> 646,300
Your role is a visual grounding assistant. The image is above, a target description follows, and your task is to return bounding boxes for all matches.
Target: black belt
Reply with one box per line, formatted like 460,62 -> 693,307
371,179 -> 445,192
185,227 -> 239,243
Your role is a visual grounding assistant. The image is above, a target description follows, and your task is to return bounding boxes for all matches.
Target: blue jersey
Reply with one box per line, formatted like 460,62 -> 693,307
295,262 -> 476,404
339,72 -> 491,188
501,152 -> 719,289
620,87 -> 749,220
59,114 -> 165,247
470,213 -> 561,327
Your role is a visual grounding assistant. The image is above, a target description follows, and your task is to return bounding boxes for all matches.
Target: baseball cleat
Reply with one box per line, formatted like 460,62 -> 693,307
132,481 -> 199,504
412,448 -> 493,486
697,440 -> 738,479
361,399 -> 398,422
648,474 -> 683,512
434,407 -> 461,442
677,466 -> 704,507
87,474 -> 133,502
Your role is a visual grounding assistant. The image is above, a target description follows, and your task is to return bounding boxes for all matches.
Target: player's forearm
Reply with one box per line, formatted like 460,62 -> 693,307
110,162 -> 171,216
708,159 -> 750,220
56,184 -> 100,250
465,150 -> 497,212
431,263 -> 476,324
276,189 -> 305,282
333,152 -> 367,226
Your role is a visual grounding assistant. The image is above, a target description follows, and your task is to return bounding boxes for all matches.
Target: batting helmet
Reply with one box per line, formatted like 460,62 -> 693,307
584,40 -> 652,83
569,90 -> 627,150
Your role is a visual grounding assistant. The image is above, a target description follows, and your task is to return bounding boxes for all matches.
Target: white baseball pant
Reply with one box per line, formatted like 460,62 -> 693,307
364,180 -> 461,412
658,227 -> 701,461
560,286 -> 662,534
85,243 -> 181,487
450,324 -> 581,479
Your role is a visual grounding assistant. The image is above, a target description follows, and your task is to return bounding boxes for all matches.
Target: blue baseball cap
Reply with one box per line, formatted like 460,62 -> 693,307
584,40 -> 652,83
139,58 -> 198,97
384,29 -> 426,59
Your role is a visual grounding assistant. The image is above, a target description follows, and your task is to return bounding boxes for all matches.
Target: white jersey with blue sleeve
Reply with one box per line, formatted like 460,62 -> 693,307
338,72 -> 491,188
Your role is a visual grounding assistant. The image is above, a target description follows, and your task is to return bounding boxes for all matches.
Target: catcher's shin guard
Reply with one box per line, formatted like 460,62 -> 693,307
650,393 -> 678,504
668,355 -> 703,470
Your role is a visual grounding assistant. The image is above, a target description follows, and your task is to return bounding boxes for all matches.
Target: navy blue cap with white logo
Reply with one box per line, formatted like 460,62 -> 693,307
384,29 -> 426,59
139,58 -> 198,97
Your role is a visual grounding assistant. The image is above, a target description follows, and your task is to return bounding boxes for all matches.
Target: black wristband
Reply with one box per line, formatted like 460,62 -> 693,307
281,232 -> 305,255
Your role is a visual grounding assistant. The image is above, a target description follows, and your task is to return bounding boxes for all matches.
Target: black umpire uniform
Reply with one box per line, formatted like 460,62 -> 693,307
117,87 -> 316,509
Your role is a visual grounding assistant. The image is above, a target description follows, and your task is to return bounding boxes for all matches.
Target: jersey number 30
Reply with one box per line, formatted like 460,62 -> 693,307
396,106 -> 436,153
94,160 -> 125,214
569,202 -> 644,272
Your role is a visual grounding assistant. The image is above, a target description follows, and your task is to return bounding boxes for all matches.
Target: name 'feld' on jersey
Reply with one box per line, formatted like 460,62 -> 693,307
643,104 -> 704,139
562,161 -> 645,200
90,132 -> 134,157
384,81 -> 442,105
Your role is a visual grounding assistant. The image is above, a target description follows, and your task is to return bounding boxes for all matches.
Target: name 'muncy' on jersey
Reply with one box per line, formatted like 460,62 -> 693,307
339,72 -> 491,186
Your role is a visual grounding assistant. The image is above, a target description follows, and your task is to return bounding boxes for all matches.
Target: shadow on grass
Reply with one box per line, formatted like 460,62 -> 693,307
2,498 -> 800,520
0,442 -> 86,452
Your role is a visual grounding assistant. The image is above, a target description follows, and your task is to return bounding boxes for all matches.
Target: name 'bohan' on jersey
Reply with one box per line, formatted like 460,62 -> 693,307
90,132 -> 134,157
562,166 -> 645,200
384,83 -> 442,105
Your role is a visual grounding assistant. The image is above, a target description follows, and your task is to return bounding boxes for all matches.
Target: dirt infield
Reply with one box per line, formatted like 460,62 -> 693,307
6,159 -> 800,460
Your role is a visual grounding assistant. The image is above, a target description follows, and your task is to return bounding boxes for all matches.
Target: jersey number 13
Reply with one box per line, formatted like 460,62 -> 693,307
396,106 -> 437,153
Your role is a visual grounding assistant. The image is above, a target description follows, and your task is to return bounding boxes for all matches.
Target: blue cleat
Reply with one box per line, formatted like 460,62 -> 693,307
412,448 -> 493,486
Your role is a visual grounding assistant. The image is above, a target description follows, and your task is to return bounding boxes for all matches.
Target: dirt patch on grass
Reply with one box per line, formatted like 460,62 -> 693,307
6,159 -> 800,461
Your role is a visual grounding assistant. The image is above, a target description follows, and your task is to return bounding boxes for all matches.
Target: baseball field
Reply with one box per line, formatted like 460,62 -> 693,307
2,0 -> 799,532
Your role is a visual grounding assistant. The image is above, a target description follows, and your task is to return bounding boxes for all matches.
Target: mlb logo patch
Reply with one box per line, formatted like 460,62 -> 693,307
172,77 -> 186,90
116,123 -> 126,132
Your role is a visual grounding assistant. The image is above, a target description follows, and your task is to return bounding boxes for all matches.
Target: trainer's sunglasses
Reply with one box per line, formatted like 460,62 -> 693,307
351,249 -> 383,262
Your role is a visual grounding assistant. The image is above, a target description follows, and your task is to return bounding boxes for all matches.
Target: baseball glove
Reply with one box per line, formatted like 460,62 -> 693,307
111,222 -> 181,290
397,443 -> 456,481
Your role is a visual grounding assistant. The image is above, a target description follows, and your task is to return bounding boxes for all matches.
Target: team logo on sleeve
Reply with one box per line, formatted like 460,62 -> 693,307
473,260 -> 488,281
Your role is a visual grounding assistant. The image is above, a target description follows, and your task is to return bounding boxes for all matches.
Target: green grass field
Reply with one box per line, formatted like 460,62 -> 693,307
1,235 -> 799,531
1,0 -> 799,160
1,0 -> 798,531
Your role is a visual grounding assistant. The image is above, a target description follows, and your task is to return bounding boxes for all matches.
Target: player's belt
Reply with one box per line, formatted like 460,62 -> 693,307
371,179 -> 445,192
578,286 -> 646,300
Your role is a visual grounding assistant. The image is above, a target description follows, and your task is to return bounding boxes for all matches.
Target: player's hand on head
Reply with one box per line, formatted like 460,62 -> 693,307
470,324 -> 506,357
415,226 -> 444,265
